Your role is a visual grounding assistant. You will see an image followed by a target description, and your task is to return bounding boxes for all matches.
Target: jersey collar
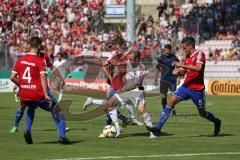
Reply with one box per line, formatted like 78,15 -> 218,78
190,50 -> 199,57
27,53 -> 37,55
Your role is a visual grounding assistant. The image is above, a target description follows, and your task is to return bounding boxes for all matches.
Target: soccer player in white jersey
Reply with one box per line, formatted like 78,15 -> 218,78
53,53 -> 70,102
82,36 -> 143,127
105,50 -> 153,137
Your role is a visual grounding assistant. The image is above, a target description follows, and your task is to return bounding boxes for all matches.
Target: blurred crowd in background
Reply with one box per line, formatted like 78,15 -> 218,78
0,0 -> 239,68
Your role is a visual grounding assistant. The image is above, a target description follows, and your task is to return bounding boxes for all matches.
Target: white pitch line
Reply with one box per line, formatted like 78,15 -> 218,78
47,152 -> 240,160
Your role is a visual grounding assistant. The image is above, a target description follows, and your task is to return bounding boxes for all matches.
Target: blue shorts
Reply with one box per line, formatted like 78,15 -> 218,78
173,86 -> 205,109
37,88 -> 57,112
106,88 -> 117,99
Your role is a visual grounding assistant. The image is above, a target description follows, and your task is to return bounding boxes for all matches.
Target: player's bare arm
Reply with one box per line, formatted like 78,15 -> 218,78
102,66 -> 113,81
81,56 -> 106,66
40,73 -> 51,101
154,65 -> 161,85
10,72 -> 20,86
174,61 -> 203,72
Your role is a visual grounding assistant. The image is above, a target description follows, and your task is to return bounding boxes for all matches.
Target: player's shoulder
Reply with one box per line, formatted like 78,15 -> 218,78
195,50 -> 206,56
39,51 -> 49,59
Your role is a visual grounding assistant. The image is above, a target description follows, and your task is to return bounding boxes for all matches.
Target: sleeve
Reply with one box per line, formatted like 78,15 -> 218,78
12,60 -> 19,74
44,53 -> 53,68
196,51 -> 205,64
39,59 -> 47,75
106,52 -> 117,64
156,58 -> 162,69
175,55 -> 180,62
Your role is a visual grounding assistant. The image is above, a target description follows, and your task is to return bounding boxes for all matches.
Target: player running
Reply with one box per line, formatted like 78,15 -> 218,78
150,37 -> 221,138
10,37 -> 70,144
82,36 -> 143,128
106,50 -> 153,137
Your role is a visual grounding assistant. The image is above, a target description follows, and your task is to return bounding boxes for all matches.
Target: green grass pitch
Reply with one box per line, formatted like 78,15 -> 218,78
0,93 -> 240,160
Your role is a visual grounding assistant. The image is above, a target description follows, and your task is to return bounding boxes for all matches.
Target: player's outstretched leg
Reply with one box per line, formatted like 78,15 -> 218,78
108,109 -> 121,138
24,106 -> 35,144
162,95 -> 167,109
10,105 -> 25,133
105,110 -> 129,126
83,97 -> 106,111
150,96 -> 181,138
51,105 -> 70,144
125,104 -> 143,126
137,102 -> 153,129
106,97 -> 121,138
198,109 -> 221,136
57,88 -> 63,102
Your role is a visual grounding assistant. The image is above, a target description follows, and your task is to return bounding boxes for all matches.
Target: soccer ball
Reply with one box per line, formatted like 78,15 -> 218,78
102,125 -> 116,138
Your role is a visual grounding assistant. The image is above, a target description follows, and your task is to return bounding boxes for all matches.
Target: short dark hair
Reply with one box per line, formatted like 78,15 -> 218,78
164,44 -> 172,50
181,36 -> 195,47
29,37 -> 42,49
132,50 -> 141,60
110,36 -> 126,46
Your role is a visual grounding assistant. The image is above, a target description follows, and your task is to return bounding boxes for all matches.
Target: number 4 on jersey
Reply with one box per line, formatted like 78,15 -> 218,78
23,67 -> 32,83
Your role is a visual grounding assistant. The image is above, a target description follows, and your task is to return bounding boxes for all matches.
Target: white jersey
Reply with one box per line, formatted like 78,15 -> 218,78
53,59 -> 68,78
125,61 -> 145,86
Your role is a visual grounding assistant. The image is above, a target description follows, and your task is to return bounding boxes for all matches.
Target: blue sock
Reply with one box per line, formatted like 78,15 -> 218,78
106,113 -> 112,125
204,111 -> 217,123
51,112 -> 66,138
25,107 -> 35,132
117,111 -> 127,122
156,105 -> 172,130
14,107 -> 24,128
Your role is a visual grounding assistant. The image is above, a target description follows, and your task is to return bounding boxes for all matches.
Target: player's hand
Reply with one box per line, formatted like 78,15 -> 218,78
154,79 -> 158,86
116,89 -> 123,94
174,61 -> 181,68
45,95 -> 51,102
176,78 -> 180,85
172,68 -> 179,75
13,85 -> 18,93
60,80 -> 65,88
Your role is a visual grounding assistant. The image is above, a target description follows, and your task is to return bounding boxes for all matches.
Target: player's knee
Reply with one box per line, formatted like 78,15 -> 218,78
19,103 -> 26,110
105,101 -> 112,112
167,101 -> 175,108
167,96 -> 180,107
104,105 -> 108,112
138,102 -> 145,114
54,104 -> 62,114
198,109 -> 206,117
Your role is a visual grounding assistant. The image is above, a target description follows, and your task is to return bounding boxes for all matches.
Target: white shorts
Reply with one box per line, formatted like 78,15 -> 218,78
113,90 -> 145,107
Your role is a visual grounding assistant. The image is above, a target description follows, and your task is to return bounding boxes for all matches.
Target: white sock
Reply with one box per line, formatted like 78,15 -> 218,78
92,99 -> 105,105
125,104 -> 136,120
142,112 -> 152,128
58,92 -> 63,101
58,90 -> 63,101
109,109 -> 120,129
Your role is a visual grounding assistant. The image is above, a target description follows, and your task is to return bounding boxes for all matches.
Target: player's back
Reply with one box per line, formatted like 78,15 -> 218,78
12,53 -> 47,101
